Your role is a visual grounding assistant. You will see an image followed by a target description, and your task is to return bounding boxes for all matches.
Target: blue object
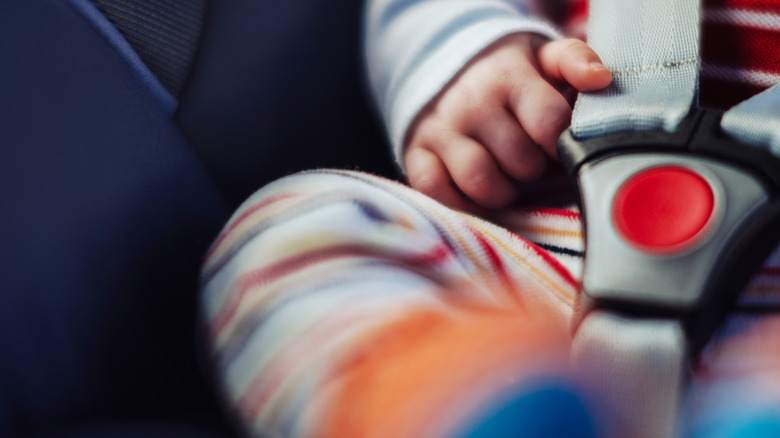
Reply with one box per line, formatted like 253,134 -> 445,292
0,0 -> 230,434
458,380 -> 598,438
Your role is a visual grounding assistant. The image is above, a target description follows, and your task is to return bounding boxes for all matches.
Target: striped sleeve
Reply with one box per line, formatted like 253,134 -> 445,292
363,0 -> 563,168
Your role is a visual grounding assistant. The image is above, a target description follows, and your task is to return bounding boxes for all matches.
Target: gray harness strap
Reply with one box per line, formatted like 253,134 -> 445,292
572,314 -> 685,438
571,0 -> 700,140
723,84 -> 780,152
566,0 -> 780,436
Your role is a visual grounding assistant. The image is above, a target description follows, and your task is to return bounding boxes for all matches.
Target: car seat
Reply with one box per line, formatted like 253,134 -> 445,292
0,0 -> 395,435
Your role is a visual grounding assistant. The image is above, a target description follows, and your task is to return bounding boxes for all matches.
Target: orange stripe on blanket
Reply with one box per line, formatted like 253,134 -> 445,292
511,225 -> 582,239
318,305 -> 569,438
510,207 -> 581,221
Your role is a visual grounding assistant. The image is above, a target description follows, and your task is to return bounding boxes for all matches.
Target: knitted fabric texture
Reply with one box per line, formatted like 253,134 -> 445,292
200,170 -> 780,437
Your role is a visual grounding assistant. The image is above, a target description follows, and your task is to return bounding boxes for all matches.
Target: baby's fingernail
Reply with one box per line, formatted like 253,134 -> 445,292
589,61 -> 609,72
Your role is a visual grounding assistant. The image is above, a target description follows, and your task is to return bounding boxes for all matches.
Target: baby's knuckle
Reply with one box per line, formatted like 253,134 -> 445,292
507,76 -> 530,105
414,120 -> 458,146
494,124 -> 523,149
452,82 -> 488,109
495,61 -> 520,84
413,175 -> 444,198
463,166 -> 494,194
431,129 -> 461,147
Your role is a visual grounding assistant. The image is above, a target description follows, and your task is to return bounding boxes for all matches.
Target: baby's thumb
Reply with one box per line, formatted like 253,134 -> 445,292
537,38 -> 612,91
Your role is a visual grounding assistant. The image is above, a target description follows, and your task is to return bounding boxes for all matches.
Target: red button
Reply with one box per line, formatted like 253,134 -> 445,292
613,166 -> 714,254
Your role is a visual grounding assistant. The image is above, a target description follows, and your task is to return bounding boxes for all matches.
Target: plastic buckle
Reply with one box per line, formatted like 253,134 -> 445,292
558,109 -> 780,353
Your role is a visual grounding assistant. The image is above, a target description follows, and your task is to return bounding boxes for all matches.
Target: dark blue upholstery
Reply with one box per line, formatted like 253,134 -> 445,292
87,0 -> 208,98
0,0 -> 396,434
41,422 -> 231,438
0,0 -> 232,435
176,0 -> 398,205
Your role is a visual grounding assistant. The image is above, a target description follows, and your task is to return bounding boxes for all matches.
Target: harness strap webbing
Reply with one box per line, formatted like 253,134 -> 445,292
567,0 -> 780,436
570,1 -> 702,435
571,0 -> 700,139
722,83 -> 780,154
572,313 -> 685,438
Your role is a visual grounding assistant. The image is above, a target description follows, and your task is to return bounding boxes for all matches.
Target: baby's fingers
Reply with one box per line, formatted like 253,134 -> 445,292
537,38 -> 612,91
507,77 -> 572,158
405,147 -> 483,214
435,135 -> 516,209
471,108 -> 547,181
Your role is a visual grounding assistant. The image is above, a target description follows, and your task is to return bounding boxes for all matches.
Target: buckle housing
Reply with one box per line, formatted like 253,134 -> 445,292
559,109 -> 780,352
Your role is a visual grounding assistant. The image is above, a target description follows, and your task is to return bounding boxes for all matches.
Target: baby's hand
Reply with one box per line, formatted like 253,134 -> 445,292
404,33 -> 611,212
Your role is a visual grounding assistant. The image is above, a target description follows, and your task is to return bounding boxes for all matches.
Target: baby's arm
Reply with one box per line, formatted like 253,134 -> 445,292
364,0 -> 611,212
405,33 -> 611,211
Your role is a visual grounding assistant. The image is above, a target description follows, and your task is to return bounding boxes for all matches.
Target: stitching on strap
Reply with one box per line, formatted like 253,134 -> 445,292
610,58 -> 701,76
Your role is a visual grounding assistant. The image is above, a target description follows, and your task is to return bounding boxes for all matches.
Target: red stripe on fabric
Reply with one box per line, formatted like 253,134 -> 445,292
699,76 -> 766,110
209,243 -> 451,336
705,0 -> 780,12
471,230 -> 510,289
205,192 -> 295,260
509,207 -> 581,221
473,232 -> 505,274
524,240 -> 578,288
533,207 -> 581,220
702,22 -> 780,74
